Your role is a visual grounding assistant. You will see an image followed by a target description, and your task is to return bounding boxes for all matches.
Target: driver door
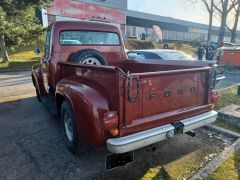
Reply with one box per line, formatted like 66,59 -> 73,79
41,28 -> 52,94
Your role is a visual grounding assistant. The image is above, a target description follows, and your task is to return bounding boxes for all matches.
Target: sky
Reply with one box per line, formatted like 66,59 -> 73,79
127,0 -> 219,26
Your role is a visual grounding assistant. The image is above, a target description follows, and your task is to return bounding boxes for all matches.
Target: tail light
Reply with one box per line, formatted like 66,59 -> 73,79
211,90 -> 218,105
109,128 -> 120,137
103,111 -> 119,136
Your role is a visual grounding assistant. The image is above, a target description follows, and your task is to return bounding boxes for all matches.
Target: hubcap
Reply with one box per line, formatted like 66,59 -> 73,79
81,57 -> 101,65
64,112 -> 74,142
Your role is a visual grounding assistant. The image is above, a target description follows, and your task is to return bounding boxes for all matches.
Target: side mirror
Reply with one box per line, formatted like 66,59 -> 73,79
34,48 -> 41,55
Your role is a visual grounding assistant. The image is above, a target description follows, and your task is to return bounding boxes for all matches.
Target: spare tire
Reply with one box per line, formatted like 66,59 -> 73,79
72,49 -> 107,65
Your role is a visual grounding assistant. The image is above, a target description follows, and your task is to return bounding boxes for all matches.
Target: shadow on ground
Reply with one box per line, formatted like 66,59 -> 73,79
0,97 -> 234,180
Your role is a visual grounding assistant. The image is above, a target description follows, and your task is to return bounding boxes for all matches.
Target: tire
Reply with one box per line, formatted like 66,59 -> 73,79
61,100 -> 79,154
72,49 -> 107,65
35,81 -> 42,102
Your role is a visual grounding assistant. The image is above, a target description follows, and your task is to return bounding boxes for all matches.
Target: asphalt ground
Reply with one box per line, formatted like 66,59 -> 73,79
0,70 -> 239,180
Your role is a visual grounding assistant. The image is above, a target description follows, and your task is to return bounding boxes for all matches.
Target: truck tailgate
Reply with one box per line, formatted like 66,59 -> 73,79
122,67 -> 212,135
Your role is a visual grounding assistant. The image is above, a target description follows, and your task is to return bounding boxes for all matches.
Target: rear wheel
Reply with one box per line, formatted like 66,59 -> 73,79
61,100 -> 79,153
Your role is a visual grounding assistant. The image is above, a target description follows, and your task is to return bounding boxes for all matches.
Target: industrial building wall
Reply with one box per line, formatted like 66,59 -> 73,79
47,0 -> 126,27
126,11 -> 240,43
126,25 -> 235,43
74,0 -> 127,10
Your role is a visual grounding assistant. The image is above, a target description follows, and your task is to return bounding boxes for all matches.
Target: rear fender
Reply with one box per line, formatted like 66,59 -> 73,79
32,64 -> 47,96
56,78 -> 110,147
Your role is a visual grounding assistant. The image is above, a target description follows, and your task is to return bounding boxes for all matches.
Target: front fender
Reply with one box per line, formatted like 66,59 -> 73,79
32,63 -> 47,96
56,77 -> 110,147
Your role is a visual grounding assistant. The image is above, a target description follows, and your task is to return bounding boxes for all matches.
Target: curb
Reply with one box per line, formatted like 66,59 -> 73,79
0,68 -> 31,73
190,125 -> 240,179
216,84 -> 238,92
190,138 -> 240,180
205,124 -> 240,138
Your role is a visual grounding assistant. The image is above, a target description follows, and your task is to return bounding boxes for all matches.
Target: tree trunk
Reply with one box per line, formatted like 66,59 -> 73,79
0,34 -> 9,62
207,0 -> 214,42
218,18 -> 227,44
218,0 -> 229,44
231,1 -> 240,43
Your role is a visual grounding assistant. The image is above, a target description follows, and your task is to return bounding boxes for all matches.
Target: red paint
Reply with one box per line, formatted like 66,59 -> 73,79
221,49 -> 240,67
211,90 -> 218,104
48,0 -> 126,25
103,111 -> 119,130
32,21 -> 214,148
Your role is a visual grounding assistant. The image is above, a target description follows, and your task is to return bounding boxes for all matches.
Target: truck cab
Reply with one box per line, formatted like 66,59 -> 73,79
37,21 -> 127,96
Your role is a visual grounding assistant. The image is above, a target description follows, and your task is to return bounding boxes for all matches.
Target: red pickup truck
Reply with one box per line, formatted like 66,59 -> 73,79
32,21 -> 218,168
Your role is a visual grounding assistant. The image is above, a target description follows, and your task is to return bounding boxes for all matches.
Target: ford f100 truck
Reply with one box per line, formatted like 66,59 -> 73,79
32,21 -> 218,168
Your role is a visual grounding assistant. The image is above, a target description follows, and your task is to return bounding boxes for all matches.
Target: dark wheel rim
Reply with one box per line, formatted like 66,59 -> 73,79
81,57 -> 101,65
63,111 -> 74,142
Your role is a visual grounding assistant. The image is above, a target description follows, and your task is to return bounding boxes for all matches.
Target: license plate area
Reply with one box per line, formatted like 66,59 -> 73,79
105,151 -> 134,171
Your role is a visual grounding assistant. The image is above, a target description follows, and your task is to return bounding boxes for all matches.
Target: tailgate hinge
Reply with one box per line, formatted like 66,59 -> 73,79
127,72 -> 140,103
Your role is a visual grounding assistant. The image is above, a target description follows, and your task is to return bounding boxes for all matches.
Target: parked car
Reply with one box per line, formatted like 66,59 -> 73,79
127,49 -> 195,61
202,42 -> 237,49
127,49 -> 225,82
32,21 -> 218,170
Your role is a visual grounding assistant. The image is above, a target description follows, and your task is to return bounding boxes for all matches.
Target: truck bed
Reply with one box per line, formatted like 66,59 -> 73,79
58,60 -> 213,137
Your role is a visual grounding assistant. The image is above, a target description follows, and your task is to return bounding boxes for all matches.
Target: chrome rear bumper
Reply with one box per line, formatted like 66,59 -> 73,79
107,111 -> 218,154
180,110 -> 218,133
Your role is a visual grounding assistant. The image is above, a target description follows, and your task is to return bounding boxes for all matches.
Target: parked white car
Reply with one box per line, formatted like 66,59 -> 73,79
127,49 -> 195,61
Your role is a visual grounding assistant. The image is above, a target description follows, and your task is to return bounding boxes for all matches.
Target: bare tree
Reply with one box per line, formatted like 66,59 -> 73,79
226,0 -> 240,43
185,0 -> 215,41
202,0 -> 215,41
214,0 -> 238,44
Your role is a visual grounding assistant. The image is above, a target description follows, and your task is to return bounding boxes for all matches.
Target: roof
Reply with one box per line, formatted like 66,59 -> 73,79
127,10 -> 220,31
128,49 -> 179,53
53,20 -> 120,33
75,0 -> 127,10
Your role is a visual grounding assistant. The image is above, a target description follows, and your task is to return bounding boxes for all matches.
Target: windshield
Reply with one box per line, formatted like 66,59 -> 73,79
158,51 -> 195,60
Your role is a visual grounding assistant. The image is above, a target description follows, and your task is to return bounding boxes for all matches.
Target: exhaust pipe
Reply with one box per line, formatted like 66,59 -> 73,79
186,131 -> 196,137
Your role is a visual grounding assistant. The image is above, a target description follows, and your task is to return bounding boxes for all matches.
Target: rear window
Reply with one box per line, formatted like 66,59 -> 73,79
60,31 -> 120,46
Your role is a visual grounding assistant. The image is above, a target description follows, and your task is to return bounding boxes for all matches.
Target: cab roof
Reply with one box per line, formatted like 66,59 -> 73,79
53,21 -> 121,33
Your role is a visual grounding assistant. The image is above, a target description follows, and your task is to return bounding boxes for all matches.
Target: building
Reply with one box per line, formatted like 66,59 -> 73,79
41,0 -> 239,43
44,0 -> 127,32
126,10 -> 235,42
